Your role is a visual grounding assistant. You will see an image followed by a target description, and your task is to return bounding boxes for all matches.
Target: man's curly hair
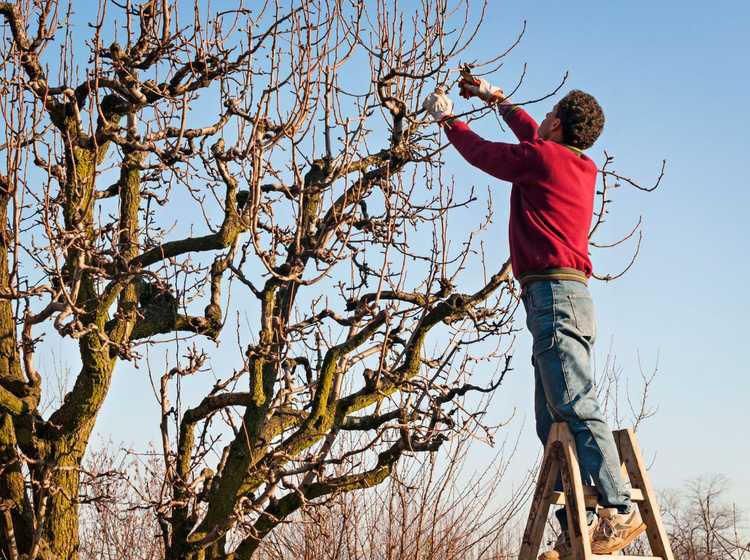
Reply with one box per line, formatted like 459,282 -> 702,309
556,90 -> 605,150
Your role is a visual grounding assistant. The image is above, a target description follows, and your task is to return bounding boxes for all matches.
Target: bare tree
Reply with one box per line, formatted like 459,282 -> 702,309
659,476 -> 750,560
0,0 -> 660,558
624,476 -> 750,559
595,346 -> 660,432
77,432 -> 532,560
78,445 -> 166,560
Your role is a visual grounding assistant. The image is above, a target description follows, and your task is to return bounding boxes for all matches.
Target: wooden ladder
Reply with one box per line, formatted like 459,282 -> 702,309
518,423 -> 674,560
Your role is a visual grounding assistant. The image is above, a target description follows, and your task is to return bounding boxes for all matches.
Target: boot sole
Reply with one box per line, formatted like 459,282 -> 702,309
591,522 -> 647,554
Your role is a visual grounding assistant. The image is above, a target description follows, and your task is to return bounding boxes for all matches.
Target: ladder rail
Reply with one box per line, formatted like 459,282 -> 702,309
519,424 -> 562,559
557,425 -> 594,560
615,429 -> 675,560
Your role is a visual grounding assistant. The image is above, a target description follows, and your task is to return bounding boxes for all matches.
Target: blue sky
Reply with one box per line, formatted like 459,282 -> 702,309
71,0 -> 750,512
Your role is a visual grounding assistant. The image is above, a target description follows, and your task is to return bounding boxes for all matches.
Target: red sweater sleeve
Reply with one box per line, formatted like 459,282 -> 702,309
501,106 -> 539,142
444,120 -> 539,183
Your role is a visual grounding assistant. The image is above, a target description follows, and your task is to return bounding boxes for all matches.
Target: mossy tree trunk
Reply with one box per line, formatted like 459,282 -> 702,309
0,2 -> 612,559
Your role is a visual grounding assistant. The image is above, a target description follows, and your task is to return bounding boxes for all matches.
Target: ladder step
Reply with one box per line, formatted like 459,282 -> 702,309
549,487 -> 645,506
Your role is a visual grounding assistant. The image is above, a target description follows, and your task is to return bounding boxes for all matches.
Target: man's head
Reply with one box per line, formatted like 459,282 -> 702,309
537,90 -> 605,150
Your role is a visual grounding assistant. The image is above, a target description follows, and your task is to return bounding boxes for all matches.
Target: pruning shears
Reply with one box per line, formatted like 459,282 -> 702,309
459,63 -> 480,87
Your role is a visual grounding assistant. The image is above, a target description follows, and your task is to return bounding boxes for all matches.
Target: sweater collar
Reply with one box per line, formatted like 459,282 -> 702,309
563,144 -> 584,156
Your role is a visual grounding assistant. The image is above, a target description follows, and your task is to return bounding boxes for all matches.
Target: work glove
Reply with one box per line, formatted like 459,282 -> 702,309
422,89 -> 454,123
459,76 -> 505,104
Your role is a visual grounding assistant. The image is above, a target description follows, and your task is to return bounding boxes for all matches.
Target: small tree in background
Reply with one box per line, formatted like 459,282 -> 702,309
0,0 -> 660,558
662,476 -> 750,560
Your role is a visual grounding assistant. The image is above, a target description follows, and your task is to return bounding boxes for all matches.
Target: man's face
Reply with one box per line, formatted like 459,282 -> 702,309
538,103 -> 561,140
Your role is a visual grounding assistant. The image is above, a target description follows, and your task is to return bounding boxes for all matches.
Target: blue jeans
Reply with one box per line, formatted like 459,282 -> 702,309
522,280 -> 631,515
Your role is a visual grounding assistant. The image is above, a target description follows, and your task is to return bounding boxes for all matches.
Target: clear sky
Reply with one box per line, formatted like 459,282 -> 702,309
75,0 -> 750,511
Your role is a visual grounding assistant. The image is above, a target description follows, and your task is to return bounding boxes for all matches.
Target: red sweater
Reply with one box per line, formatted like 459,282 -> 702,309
444,107 -> 596,279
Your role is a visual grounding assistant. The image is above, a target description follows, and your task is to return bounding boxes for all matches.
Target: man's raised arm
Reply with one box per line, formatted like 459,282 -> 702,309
459,76 -> 539,142
443,119 -> 538,183
497,104 -> 539,143
421,90 -> 538,184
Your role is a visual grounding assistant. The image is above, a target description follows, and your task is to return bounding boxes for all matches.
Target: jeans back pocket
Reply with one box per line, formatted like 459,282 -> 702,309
567,293 -> 596,343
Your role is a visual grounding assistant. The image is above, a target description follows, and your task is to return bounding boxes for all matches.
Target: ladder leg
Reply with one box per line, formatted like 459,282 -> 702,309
557,423 -> 594,560
615,429 -> 675,560
519,424 -> 562,560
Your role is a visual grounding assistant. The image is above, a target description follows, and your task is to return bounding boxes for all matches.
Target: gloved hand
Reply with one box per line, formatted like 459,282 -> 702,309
459,76 -> 505,104
422,89 -> 454,123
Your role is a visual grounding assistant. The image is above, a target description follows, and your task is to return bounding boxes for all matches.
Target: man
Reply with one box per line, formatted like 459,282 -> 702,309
422,79 -> 646,558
